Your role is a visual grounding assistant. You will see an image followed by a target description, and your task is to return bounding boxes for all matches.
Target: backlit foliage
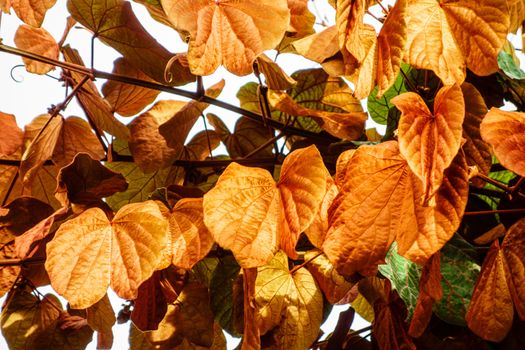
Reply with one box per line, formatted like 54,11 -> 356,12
1,0 -> 525,349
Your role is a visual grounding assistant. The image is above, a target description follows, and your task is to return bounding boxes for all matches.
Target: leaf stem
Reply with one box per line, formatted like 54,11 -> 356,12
290,251 -> 323,274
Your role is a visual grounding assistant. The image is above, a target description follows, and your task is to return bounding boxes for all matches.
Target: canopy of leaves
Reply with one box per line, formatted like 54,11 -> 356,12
2,0 -> 525,349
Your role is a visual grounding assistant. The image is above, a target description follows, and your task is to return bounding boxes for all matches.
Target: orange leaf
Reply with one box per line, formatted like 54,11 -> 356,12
255,54 -> 296,91
392,84 -> 465,204
336,0 -> 367,63
102,57 -> 160,117
203,145 -> 328,268
52,116 -> 105,168
241,268 -> 260,350
404,0 -> 508,84
304,179 -> 338,249
14,24 -> 58,74
324,141 -> 468,275
408,254 -> 442,337
277,146 -> 330,258
287,0 -> 315,38
465,240 -> 514,342
68,0 -> 193,85
11,0 -> 56,27
203,163 -> 280,268
160,198 -> 214,270
268,90 -> 367,140
62,46 -> 129,140
0,112 -> 23,157
323,142 -> 408,276
20,114 -> 63,185
161,0 -> 290,76
480,108 -> 525,177
46,201 -> 168,308
501,217 -> 525,319
129,100 -> 185,173
159,80 -> 225,155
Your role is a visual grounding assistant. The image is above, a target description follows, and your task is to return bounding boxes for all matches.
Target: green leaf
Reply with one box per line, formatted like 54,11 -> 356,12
209,255 -> 241,337
367,68 -> 407,125
498,51 -> 525,80
379,237 -> 480,326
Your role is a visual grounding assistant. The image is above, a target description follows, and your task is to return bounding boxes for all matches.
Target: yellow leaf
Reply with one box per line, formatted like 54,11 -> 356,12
465,240 -> 514,342
508,0 -> 525,33
305,250 -> 354,304
255,54 -> 296,91
392,84 -> 465,204
293,26 -> 339,65
480,108 -> 525,177
255,251 -> 323,349
161,0 -> 290,76
351,293 -> 374,322
14,24 -> 58,74
46,201 -> 168,308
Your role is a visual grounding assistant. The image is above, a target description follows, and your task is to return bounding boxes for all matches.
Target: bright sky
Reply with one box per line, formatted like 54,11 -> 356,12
0,1 -> 371,349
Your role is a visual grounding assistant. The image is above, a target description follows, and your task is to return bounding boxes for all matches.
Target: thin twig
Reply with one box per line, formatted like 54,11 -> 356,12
0,43 -> 337,143
290,251 -> 323,274
464,208 -> 525,216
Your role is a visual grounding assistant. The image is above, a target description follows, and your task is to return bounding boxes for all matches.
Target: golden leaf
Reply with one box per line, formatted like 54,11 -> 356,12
11,0 -> 56,27
480,108 -> 525,177
465,240 -> 514,342
14,24 -> 58,74
161,198 -> 214,270
277,146 -> 329,258
336,0 -> 367,63
203,163 -> 281,268
392,84 -> 465,204
102,58 -> 160,117
305,250 -> 354,304
46,201 -> 168,308
0,112 -> 23,157
255,251 -> 323,349
255,54 -> 296,91
324,141 -> 468,274
293,26 -> 339,65
268,90 -> 367,140
404,0 -> 508,84
203,146 -> 327,267
304,179 -> 338,249
161,0 -> 290,75
287,0 -> 315,38
508,0 -> 525,33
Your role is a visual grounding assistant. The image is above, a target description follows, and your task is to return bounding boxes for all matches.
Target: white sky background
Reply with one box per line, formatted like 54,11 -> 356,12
0,1 -> 375,349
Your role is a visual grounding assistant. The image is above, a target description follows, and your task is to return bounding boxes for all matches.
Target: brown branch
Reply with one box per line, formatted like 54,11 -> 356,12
0,257 -> 45,266
290,251 -> 323,274
0,43 -> 338,144
464,208 -> 525,216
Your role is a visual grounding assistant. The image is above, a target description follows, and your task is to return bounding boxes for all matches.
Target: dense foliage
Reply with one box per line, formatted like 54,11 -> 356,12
1,0 -> 525,349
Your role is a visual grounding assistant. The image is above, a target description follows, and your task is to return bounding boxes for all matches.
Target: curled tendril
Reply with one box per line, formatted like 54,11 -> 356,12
164,54 -> 190,84
10,64 -> 25,83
